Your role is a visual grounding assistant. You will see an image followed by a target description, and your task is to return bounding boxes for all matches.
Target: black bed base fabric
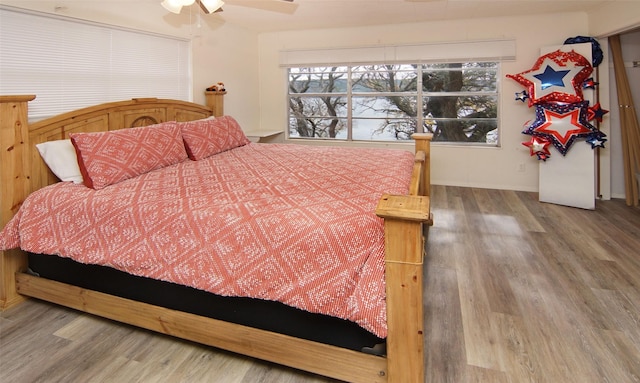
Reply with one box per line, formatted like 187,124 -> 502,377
27,253 -> 384,353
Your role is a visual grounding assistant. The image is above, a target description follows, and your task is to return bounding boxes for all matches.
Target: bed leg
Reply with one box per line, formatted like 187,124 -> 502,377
377,194 -> 429,383
0,250 -> 28,310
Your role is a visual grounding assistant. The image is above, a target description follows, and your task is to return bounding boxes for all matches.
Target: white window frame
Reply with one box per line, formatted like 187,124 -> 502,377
287,62 -> 501,144
281,40 -> 514,145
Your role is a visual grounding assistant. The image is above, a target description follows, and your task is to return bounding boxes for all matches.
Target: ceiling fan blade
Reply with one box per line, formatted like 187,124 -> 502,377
198,0 -> 225,14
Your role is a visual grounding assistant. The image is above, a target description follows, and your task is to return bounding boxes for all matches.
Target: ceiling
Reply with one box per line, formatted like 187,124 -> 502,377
0,0 -> 630,33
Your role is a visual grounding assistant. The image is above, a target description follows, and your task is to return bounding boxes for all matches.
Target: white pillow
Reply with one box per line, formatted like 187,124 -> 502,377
35,139 -> 84,184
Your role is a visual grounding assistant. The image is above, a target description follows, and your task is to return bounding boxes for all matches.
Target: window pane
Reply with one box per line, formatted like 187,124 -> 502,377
422,62 -> 498,93
460,67 -> 498,92
289,117 -> 346,139
353,96 -> 417,119
289,95 -> 347,121
352,65 -> 418,93
289,67 -> 348,94
423,95 -> 497,118
423,118 -> 497,144
353,118 -> 416,141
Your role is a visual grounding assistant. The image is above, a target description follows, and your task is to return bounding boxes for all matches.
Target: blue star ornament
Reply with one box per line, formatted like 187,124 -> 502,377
587,102 -> 609,123
583,77 -> 599,89
586,132 -> 607,149
534,66 -> 571,90
515,90 -> 529,102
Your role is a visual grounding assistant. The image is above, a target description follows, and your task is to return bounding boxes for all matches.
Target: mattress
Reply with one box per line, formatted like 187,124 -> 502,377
27,252 -> 385,352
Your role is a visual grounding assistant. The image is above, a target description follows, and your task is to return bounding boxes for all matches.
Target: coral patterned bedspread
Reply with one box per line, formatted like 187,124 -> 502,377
0,143 -> 414,337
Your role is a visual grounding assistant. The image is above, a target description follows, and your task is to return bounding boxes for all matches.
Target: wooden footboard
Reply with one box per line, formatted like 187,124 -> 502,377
0,95 -> 432,383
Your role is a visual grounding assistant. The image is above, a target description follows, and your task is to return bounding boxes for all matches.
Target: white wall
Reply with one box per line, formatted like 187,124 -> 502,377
257,12 -> 590,192
588,1 -> 640,38
191,23 -> 260,131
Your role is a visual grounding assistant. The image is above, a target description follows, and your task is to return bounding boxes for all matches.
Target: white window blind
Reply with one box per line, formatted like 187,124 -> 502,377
279,39 -> 516,67
0,6 -> 191,120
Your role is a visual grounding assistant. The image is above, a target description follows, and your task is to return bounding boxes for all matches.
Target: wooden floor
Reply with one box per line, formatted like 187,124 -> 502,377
2,186 -> 640,382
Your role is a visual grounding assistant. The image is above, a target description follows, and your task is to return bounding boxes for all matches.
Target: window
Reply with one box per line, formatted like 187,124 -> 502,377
288,62 -> 499,144
0,7 -> 191,120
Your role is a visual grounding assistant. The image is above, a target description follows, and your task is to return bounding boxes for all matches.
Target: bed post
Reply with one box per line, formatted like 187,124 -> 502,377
411,133 -> 432,200
376,133 -> 432,382
376,195 -> 429,383
204,90 -> 226,117
0,95 -> 35,310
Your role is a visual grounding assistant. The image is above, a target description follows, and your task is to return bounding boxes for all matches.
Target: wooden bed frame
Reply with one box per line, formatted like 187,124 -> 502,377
0,95 -> 432,383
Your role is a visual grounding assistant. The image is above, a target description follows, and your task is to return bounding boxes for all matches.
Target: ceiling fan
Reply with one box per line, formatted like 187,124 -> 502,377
161,0 -> 295,15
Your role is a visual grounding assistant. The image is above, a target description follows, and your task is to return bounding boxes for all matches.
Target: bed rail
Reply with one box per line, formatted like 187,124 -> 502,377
15,273 -> 388,383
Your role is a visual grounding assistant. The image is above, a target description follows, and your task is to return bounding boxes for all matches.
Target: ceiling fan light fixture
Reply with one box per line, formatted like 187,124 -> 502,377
199,0 -> 225,14
161,0 -> 184,14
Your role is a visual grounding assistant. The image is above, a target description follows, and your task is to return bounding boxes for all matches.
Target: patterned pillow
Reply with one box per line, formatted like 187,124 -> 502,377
180,115 -> 250,160
70,121 -> 188,189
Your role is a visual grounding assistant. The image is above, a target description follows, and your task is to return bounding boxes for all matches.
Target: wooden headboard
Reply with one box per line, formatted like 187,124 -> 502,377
0,96 -> 213,308
27,97 -> 213,193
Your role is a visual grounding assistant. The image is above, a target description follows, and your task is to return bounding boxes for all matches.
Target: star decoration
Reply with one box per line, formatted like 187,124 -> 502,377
523,101 -> 598,156
534,66 -> 571,90
536,152 -> 550,161
587,102 -> 609,123
522,136 -> 551,161
506,50 -> 593,107
583,77 -> 599,89
564,36 -> 604,67
586,132 -> 607,149
515,90 -> 529,102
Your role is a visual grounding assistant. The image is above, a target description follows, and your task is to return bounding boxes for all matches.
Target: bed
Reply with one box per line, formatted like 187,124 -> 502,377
0,95 -> 432,383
